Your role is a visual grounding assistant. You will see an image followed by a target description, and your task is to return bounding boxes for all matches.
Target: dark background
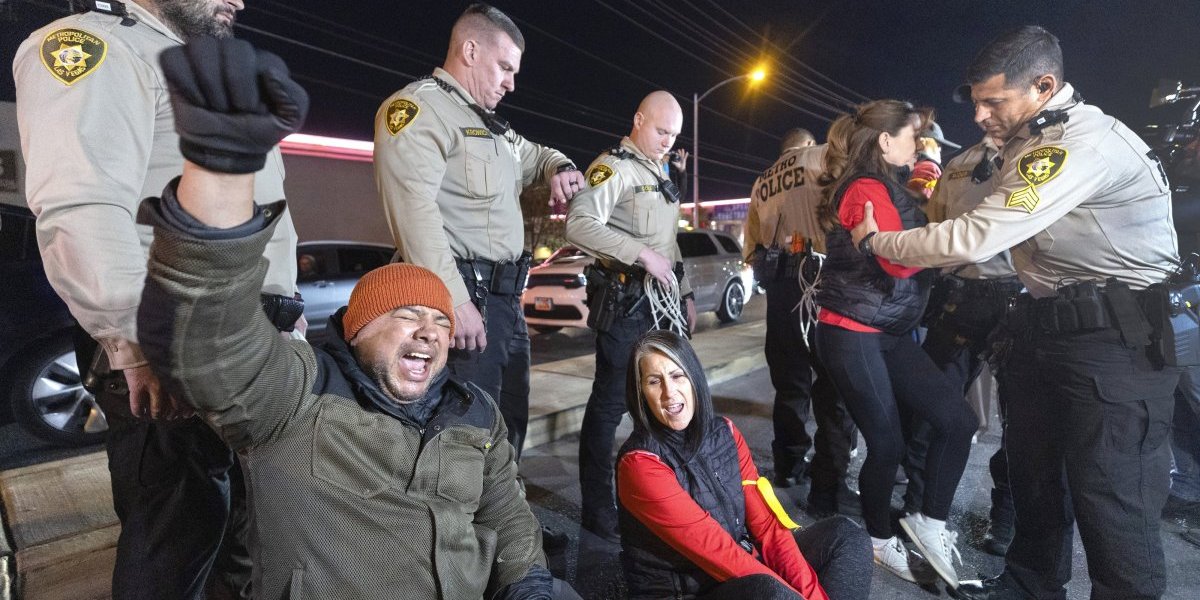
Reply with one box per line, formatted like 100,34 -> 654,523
4,0 -> 1199,199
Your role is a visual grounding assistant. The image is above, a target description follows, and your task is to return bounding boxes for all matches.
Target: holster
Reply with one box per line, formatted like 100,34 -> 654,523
260,293 -> 305,332
584,261 -> 646,332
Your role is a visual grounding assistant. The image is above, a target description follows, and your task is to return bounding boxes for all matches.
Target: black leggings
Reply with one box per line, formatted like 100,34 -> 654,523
815,323 -> 977,539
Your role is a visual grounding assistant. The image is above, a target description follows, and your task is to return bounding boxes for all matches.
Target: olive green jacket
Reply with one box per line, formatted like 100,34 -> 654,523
137,196 -> 544,600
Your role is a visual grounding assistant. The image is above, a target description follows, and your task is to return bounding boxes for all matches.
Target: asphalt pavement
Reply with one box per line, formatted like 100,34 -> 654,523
519,361 -> 1200,600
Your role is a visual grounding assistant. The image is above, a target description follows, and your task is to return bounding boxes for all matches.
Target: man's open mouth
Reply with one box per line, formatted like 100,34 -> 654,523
400,351 -> 432,380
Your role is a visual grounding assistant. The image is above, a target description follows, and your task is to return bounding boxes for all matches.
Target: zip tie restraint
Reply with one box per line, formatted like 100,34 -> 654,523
792,251 -> 825,349
645,271 -> 689,336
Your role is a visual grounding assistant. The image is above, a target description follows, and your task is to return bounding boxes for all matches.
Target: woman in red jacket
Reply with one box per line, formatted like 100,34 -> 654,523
616,330 -> 872,600
813,100 -> 977,590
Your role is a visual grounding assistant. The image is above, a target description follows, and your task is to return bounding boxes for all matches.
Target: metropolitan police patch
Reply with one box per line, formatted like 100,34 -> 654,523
385,99 -> 420,135
1017,146 -> 1067,186
40,28 -> 107,86
587,164 -> 614,187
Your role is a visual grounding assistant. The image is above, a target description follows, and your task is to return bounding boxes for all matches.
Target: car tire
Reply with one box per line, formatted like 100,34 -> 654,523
532,325 -> 563,334
10,335 -> 107,447
716,280 -> 745,323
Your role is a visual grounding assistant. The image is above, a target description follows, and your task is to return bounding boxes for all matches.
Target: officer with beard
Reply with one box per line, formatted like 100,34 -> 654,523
14,1 -> 300,598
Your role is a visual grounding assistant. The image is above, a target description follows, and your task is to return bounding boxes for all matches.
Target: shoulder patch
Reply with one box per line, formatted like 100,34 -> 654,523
39,28 -> 108,86
587,164 -> 615,187
1017,146 -> 1067,186
385,99 -> 420,135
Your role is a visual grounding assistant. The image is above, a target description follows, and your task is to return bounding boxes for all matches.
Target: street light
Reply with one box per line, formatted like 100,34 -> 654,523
691,66 -> 767,227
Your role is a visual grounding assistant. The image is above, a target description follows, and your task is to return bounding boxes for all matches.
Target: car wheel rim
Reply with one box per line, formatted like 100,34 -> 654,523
726,284 -> 744,317
30,351 -> 106,434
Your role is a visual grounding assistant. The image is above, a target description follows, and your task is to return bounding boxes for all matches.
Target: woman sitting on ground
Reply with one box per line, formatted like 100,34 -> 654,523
616,330 -> 872,600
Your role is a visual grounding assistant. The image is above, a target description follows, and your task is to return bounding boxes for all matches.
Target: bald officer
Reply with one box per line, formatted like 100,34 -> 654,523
374,3 -> 583,458
566,90 -> 694,541
14,1 -> 299,598
745,128 -> 857,518
852,26 -> 1180,600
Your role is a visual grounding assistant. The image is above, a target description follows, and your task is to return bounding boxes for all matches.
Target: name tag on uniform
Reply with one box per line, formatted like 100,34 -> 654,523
461,127 -> 493,139
633,184 -> 658,193
946,170 -> 971,180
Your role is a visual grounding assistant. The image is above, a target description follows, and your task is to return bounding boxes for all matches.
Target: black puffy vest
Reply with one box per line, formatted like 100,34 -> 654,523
617,418 -> 751,599
817,174 -> 933,335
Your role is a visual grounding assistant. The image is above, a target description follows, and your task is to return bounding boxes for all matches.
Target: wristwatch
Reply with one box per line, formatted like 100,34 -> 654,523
555,163 -> 578,174
857,231 -> 877,257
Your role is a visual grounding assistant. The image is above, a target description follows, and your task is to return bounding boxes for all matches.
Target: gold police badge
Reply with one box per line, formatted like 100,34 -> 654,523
385,99 -> 420,135
40,28 -> 107,86
587,164 -> 615,187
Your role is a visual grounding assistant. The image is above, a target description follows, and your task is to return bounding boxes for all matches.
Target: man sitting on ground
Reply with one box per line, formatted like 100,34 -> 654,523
136,37 -> 578,600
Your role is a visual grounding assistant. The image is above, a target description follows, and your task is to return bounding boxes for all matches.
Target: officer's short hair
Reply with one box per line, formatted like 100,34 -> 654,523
780,128 -> 815,154
455,3 -> 526,53
966,25 -> 1063,89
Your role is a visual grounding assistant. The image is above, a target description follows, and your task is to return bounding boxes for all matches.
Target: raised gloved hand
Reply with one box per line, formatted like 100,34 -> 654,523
159,37 -> 308,174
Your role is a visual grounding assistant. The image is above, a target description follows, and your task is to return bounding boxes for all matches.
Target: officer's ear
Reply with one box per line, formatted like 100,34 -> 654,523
1033,74 -> 1058,101
633,111 -> 645,131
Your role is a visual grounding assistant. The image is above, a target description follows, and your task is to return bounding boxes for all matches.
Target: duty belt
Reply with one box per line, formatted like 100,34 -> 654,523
1006,279 -> 1152,345
455,253 -> 531,295
941,274 -> 1023,300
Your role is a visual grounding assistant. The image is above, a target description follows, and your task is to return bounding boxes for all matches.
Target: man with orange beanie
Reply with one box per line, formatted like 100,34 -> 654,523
136,38 -> 578,600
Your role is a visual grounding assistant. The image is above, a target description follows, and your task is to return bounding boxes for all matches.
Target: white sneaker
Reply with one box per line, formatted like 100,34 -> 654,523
872,536 -> 934,584
899,514 -> 963,589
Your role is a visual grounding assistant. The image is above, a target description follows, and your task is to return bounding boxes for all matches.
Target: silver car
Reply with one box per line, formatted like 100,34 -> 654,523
522,229 -> 753,330
296,241 -> 396,344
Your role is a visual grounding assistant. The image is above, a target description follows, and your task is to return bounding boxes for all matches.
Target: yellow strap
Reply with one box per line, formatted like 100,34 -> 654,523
742,477 -> 801,530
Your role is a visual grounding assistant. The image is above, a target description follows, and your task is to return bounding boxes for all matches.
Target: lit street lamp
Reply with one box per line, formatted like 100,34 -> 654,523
691,67 -> 766,228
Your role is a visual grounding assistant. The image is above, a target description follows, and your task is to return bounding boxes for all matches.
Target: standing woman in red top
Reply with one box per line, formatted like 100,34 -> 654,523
813,100 -> 977,590
616,330 -> 872,600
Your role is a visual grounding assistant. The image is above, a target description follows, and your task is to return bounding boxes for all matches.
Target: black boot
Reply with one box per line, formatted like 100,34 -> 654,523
951,575 -> 1032,600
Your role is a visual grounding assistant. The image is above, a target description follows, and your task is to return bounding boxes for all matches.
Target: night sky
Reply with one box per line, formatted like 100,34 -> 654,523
4,0 -> 1199,199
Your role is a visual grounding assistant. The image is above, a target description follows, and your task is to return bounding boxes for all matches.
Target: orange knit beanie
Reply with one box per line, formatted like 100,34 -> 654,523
342,263 -> 455,341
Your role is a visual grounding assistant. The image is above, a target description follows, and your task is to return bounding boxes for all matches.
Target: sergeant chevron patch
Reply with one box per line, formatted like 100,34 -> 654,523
1006,185 -> 1041,213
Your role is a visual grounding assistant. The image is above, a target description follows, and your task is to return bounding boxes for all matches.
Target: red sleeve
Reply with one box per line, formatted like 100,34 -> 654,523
616,449 -> 794,591
838,178 -> 924,278
729,421 -> 830,600
906,159 -> 942,200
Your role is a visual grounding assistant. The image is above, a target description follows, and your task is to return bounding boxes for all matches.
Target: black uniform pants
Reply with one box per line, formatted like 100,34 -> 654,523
99,386 -> 248,600
910,288 -> 1013,526
578,302 -> 655,525
1000,328 -> 1178,600
448,288 -> 531,459
764,280 -> 854,496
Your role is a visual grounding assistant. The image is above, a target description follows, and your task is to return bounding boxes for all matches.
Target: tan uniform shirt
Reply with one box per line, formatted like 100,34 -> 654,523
744,144 -> 828,259
374,68 -> 572,307
873,83 -> 1178,298
566,137 -> 691,295
924,137 -> 1017,280
14,5 -> 296,369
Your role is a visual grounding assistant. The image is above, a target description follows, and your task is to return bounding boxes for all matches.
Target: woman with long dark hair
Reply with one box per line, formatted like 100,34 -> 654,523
615,330 -> 872,600
813,100 -> 977,589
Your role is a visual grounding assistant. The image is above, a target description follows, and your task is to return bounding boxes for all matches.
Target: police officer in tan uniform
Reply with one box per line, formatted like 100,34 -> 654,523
912,132 -> 1022,555
852,27 -> 1180,599
373,4 -> 582,458
14,1 -> 300,598
745,129 -> 858,518
566,90 -> 694,541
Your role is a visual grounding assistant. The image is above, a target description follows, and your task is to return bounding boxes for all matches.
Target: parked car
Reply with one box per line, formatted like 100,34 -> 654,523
296,241 -> 396,344
522,230 -> 753,332
1,204 -> 106,446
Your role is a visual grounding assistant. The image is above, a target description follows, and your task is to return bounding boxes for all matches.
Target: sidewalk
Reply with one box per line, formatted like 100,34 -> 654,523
0,317 -> 769,600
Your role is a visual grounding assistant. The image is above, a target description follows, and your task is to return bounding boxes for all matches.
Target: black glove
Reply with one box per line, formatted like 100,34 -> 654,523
159,37 -> 309,174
